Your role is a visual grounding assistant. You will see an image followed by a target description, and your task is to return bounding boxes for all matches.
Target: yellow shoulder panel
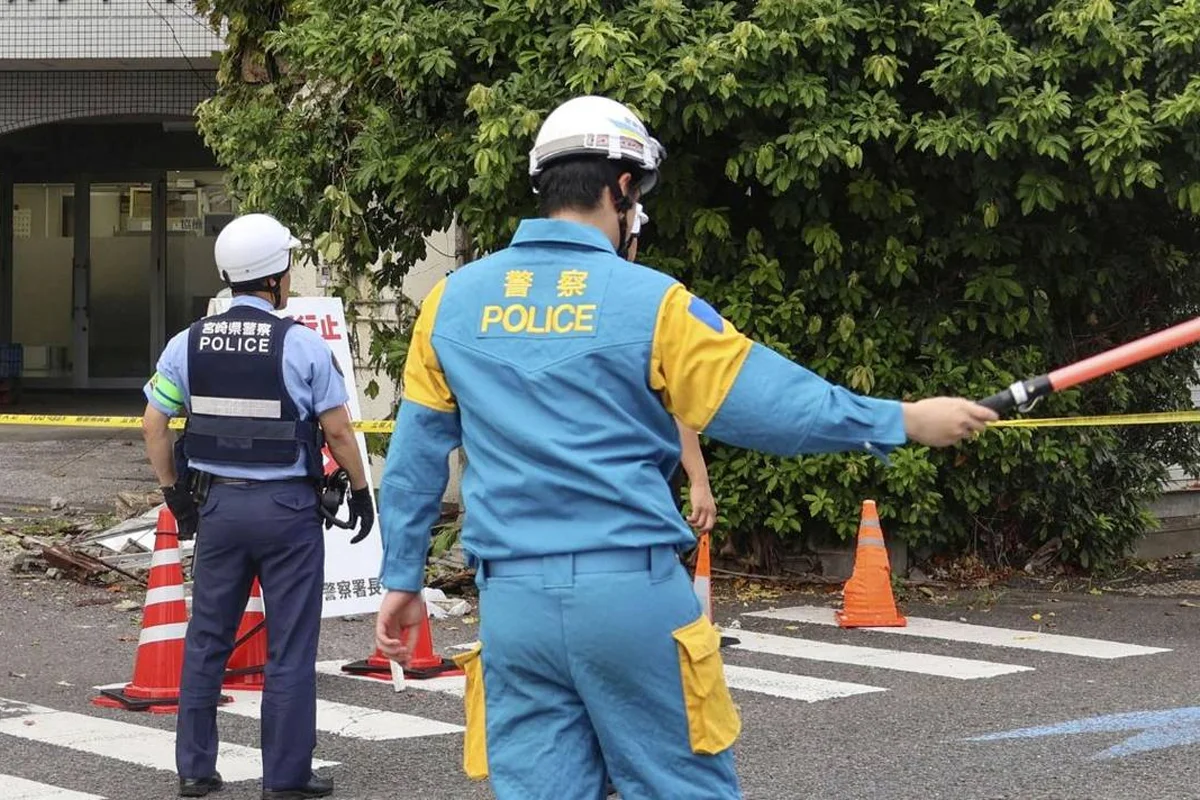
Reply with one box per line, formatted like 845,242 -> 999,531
402,277 -> 457,413
649,284 -> 751,431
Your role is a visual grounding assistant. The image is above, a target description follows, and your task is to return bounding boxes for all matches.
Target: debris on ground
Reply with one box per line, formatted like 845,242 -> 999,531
2,499 -> 165,588
114,490 -> 162,520
422,587 -> 472,618
6,531 -> 149,588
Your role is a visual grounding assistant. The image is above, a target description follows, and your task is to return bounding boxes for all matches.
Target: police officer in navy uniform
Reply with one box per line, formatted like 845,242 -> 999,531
141,213 -> 374,799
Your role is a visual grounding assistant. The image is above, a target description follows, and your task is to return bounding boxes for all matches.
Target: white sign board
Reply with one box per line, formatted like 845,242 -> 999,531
207,295 -> 385,619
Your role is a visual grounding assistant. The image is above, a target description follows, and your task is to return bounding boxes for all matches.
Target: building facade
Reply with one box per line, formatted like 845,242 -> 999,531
0,1 -> 452,410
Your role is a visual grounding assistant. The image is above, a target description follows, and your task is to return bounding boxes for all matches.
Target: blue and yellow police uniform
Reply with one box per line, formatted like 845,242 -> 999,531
377,219 -> 908,799
144,294 -> 348,793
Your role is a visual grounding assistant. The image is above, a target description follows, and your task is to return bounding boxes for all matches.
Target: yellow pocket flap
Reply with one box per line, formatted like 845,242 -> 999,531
672,615 -> 721,662
451,640 -> 482,669
671,614 -> 741,755
452,640 -> 489,780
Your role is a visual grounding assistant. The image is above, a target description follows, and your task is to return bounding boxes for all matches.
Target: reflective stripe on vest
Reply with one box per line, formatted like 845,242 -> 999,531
191,395 -> 283,419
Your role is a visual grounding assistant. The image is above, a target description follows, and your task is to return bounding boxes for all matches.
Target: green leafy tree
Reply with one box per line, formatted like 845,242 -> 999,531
192,0 -> 1200,572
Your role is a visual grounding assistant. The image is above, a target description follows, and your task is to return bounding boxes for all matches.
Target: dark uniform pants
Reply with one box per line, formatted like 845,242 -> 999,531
175,480 -> 325,791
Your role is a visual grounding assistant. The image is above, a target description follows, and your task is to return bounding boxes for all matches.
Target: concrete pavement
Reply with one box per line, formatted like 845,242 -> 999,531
2,419 -> 1199,799
2,559 -> 1197,800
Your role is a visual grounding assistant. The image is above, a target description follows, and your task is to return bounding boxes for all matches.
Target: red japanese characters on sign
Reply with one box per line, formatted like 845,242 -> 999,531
290,313 -> 343,341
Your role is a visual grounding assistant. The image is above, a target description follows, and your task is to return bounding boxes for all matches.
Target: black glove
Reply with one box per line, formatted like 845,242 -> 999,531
161,484 -> 199,541
346,486 -> 375,544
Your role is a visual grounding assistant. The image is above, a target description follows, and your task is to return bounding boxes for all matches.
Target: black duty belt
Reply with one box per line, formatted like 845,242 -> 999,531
210,476 -> 312,486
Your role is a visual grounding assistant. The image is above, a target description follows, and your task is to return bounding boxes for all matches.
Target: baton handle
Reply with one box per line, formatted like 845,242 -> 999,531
977,390 -> 1015,413
976,375 -> 1052,416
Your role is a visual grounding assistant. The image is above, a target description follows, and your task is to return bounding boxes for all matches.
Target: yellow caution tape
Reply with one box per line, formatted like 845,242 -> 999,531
989,410 -> 1200,428
0,413 -> 397,434
2,410 -> 1200,434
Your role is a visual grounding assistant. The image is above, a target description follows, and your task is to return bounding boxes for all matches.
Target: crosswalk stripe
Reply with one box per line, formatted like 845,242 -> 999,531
5,775 -> 105,800
728,629 -> 1033,679
219,689 -> 464,740
745,606 -> 1172,659
0,697 -> 336,782
722,665 -> 886,702
320,659 -> 887,703
316,661 -> 466,697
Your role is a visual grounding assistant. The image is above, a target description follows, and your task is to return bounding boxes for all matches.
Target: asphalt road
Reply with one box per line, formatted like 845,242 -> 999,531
2,561 -> 1198,800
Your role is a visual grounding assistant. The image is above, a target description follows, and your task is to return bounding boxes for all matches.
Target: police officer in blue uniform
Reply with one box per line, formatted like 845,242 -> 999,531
141,213 -> 374,799
372,96 -> 997,799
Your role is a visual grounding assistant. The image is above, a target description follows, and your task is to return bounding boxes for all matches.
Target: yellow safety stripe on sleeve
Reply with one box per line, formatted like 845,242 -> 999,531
649,283 -> 752,432
402,277 -> 457,413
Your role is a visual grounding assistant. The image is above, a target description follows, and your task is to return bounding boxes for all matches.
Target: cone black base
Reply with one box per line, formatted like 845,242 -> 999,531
403,657 -> 464,680
94,688 -> 232,712
341,656 -> 464,680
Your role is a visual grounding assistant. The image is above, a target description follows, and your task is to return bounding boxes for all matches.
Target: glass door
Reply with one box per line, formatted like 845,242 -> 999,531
11,182 -> 76,385
165,170 -> 234,337
8,173 -> 232,389
84,180 -> 157,385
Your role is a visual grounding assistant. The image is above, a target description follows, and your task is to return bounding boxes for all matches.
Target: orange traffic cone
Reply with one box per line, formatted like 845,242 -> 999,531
94,508 -> 230,712
223,578 -> 267,690
692,532 -> 739,648
693,532 -> 714,622
403,611 -> 464,679
835,500 -> 907,628
342,602 -> 464,681
339,645 -> 393,679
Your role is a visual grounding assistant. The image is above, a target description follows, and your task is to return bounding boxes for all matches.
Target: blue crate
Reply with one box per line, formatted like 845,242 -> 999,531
0,344 -> 23,379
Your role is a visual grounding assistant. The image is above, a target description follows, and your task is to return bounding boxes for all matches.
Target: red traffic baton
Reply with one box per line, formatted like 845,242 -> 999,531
979,316 -> 1200,414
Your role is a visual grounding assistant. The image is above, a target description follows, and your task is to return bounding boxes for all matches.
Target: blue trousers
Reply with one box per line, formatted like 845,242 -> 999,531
465,545 -> 743,800
176,480 -> 325,791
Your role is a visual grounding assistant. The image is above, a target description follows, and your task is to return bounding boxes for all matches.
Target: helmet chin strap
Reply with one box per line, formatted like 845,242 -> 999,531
268,264 -> 290,309
609,176 -> 635,259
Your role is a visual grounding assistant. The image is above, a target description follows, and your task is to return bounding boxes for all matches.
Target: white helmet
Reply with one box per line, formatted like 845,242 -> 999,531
529,95 -> 667,195
214,213 -> 301,284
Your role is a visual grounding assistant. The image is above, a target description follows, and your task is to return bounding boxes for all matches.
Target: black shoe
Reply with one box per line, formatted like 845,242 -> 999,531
262,773 -> 333,799
179,772 -> 223,797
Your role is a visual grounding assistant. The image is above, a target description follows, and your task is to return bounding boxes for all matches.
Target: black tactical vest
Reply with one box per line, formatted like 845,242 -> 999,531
184,304 -> 322,479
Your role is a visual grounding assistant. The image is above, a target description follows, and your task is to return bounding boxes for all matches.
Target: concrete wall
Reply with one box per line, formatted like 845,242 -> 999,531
289,225 -> 460,493
0,0 -> 224,63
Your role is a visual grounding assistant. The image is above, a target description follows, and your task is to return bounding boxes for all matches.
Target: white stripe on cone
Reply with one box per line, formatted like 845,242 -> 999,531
143,585 -> 186,607
149,548 -> 181,568
137,622 -> 188,647
693,575 -> 712,621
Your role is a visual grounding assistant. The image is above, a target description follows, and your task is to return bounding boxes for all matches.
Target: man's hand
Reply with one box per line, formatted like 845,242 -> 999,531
375,590 -> 427,666
902,398 -> 999,447
161,484 -> 199,540
347,486 -> 375,544
687,483 -> 717,533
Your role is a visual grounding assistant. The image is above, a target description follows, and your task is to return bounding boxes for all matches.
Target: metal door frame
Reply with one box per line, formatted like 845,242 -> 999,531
2,171 -> 166,389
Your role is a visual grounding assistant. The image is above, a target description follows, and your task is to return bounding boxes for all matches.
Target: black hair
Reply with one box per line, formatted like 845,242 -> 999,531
228,271 -> 286,295
535,157 -> 645,216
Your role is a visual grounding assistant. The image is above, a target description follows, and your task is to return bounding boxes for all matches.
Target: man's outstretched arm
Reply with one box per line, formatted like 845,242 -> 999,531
649,285 -> 996,457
